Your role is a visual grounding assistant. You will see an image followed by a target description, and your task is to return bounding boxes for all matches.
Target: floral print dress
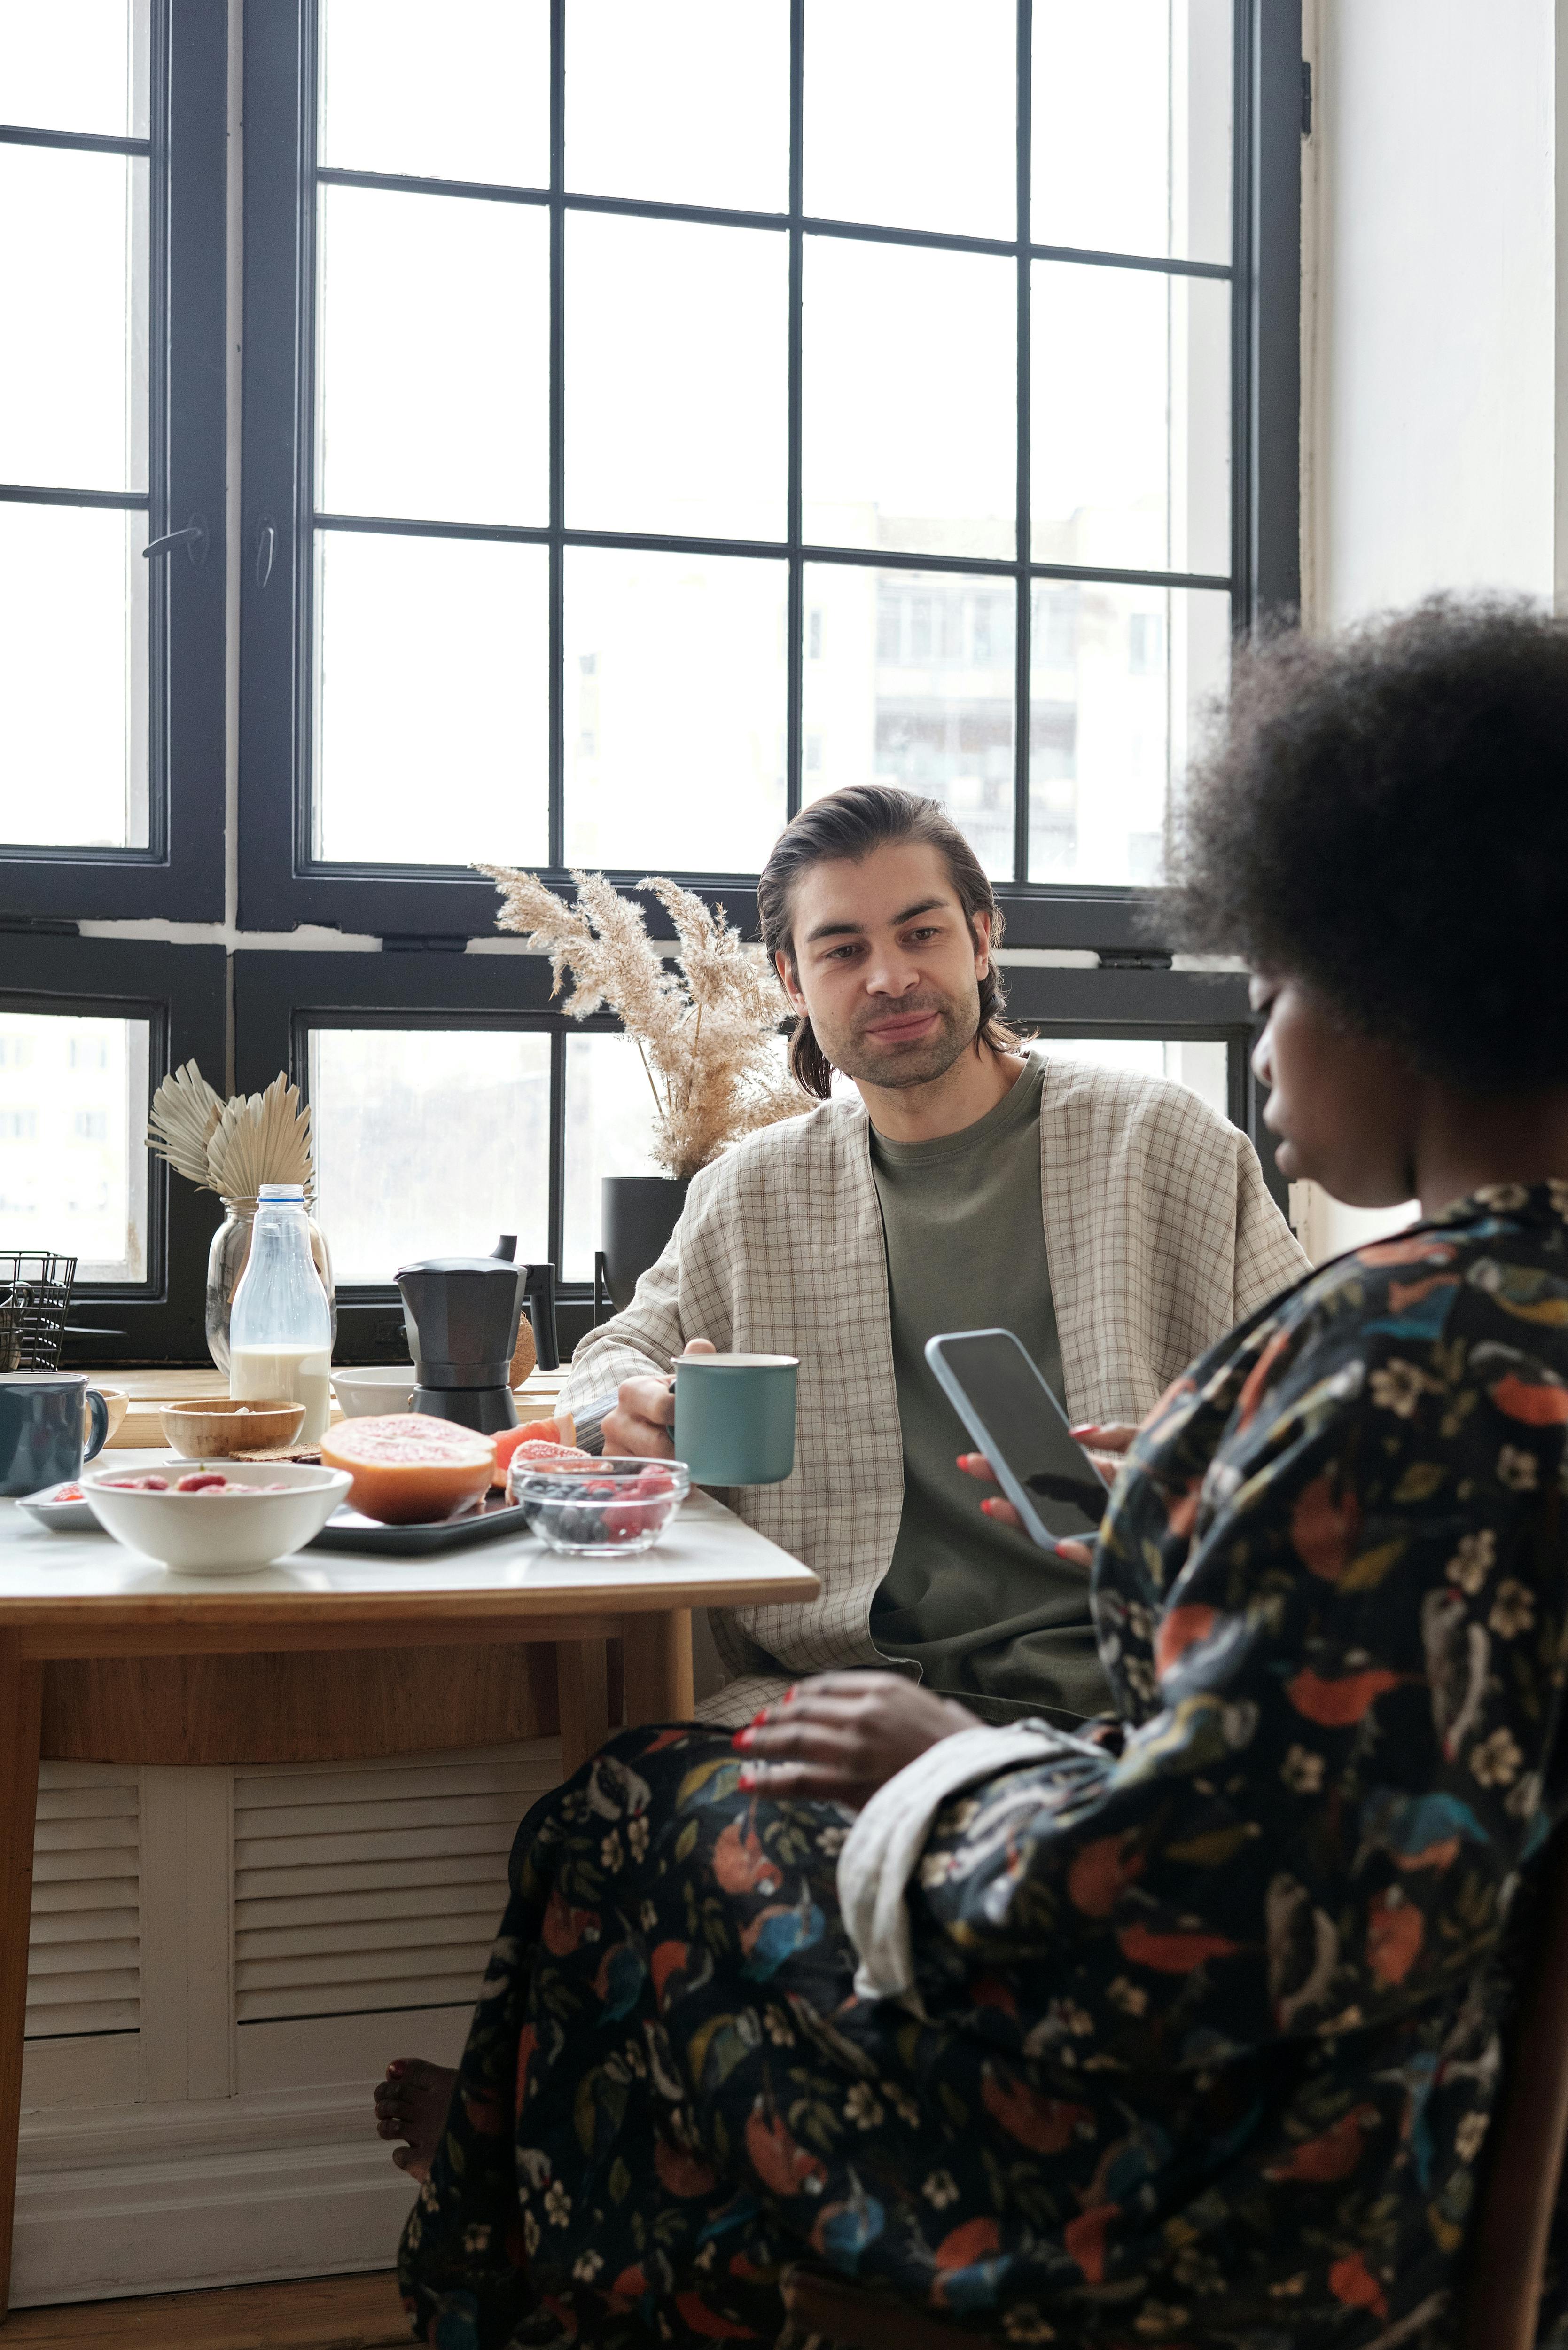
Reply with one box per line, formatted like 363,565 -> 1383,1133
401,1183 -> 1568,2350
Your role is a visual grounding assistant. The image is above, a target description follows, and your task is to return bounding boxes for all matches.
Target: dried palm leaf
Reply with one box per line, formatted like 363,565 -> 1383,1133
206,1073 -> 314,1203
147,1060 -> 226,1188
481,864 -> 805,1179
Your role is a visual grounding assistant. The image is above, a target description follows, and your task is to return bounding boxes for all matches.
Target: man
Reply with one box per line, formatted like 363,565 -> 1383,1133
564,783 -> 1307,1727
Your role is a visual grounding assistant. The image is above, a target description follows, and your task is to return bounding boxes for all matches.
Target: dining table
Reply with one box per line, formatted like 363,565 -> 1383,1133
0,1458 -> 819,2319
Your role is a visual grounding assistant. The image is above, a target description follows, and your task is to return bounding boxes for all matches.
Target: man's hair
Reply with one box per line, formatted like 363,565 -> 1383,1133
1166,594 -> 1568,1092
757,784 -> 1019,1098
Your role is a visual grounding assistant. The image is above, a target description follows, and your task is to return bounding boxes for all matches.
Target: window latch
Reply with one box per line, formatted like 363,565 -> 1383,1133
142,515 -> 209,568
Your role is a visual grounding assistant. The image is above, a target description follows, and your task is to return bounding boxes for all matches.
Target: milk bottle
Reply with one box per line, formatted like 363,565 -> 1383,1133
228,1184 -> 334,1442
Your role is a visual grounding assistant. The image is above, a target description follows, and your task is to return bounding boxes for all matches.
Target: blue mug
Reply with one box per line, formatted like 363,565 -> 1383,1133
673,1353 -> 798,1487
0,1373 -> 110,1499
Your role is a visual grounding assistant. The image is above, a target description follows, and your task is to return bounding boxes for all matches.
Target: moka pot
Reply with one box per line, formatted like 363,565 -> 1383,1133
397,1235 -> 529,1436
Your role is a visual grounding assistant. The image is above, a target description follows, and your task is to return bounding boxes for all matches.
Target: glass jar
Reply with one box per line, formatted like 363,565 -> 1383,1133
206,1197 -> 335,1377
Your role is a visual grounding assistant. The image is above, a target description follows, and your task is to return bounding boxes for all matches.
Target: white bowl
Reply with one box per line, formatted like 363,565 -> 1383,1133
82,1461 -> 353,1575
332,1367 -> 418,1418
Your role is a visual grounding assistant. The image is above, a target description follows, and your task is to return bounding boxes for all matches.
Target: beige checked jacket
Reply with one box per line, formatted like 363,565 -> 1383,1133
562,1057 -> 1309,1724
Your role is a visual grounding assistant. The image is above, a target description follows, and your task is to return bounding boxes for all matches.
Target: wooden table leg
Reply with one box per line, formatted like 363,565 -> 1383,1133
622,1609 -> 695,1730
0,1637 -> 43,2323
556,1639 -> 609,1780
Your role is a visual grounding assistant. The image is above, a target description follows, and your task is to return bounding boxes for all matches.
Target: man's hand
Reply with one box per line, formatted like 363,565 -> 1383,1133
733,1672 -> 979,1807
601,1338 -> 716,1458
955,1422 -> 1136,1561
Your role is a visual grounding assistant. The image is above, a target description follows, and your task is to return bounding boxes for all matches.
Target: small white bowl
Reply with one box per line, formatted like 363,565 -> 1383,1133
82,1461 -> 353,1574
332,1367 -> 418,1418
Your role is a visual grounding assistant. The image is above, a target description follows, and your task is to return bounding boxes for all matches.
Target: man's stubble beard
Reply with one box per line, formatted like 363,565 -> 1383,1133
821,988 -> 981,1092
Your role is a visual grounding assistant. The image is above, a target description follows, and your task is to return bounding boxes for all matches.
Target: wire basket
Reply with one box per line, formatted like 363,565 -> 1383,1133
0,1283 -> 31,1374
0,1253 -> 76,1371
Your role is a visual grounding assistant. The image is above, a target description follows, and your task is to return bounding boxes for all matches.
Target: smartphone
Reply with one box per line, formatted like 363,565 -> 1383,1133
925,1328 -> 1111,1560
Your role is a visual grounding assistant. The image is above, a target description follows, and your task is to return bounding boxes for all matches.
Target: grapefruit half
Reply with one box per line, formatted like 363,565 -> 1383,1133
319,1414 -> 496,1524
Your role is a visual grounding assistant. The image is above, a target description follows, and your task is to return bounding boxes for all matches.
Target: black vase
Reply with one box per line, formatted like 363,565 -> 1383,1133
601,1177 -> 690,1315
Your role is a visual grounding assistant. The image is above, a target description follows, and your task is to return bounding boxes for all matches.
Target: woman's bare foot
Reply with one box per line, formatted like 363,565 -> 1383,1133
374,2057 -> 457,2180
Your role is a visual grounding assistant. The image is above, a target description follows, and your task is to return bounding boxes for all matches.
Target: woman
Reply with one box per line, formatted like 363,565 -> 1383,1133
385,599 -> 1568,2349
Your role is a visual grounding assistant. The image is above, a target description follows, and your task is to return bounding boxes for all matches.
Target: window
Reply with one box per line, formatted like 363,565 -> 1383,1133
3,7 -> 1301,1360
0,1016 -> 145,1276
240,0 -> 1301,947
0,2 -> 226,921
1006,964 -> 1261,1143
0,938 -> 225,1351
309,1025 -> 553,1285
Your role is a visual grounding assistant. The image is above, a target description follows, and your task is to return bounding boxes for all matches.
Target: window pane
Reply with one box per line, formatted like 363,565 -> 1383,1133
803,564 -> 1015,879
0,0 -> 147,139
564,549 -> 787,872
0,504 -> 148,848
804,239 -> 1014,559
1036,1036 -> 1229,1125
804,0 -> 1015,239
566,0 -> 788,212
313,531 -> 548,867
566,214 -> 787,540
1032,0 -> 1232,262
1029,582 -> 1229,885
562,1033 -> 663,1285
0,145 -> 148,493
0,1012 -> 149,1281
319,0 -> 548,188
308,1027 -> 551,1287
1031,264 -> 1229,575
317,184 -> 549,525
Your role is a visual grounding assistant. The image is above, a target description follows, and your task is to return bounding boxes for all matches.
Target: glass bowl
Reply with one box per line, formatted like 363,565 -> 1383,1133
508,1455 -> 691,1555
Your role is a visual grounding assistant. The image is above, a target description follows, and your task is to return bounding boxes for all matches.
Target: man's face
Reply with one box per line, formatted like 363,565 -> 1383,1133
776,840 -> 992,1091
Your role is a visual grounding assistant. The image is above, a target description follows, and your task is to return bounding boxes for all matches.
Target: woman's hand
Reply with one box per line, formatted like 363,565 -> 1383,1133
955,1422 -> 1136,1562
733,1673 -> 978,1807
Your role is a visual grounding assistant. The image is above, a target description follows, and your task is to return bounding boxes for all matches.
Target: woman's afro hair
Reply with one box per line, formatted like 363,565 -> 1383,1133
1166,595 -> 1568,1095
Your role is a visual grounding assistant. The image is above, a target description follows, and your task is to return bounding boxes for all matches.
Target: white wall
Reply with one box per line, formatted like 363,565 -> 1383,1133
1303,0 -> 1558,630
1295,0 -> 1559,1260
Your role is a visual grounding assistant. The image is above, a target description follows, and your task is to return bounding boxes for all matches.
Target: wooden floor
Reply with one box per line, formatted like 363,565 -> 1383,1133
1,2272 -> 408,2348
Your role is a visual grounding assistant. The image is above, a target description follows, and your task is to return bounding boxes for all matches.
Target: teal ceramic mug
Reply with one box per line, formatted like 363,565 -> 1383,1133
673,1353 -> 798,1487
0,1372 -> 110,1498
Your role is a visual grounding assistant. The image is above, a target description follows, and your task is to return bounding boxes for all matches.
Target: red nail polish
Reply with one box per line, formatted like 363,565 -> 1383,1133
782,1687 -> 796,1705
737,1768 -> 756,1790
751,1709 -> 770,1726
732,1728 -> 753,1749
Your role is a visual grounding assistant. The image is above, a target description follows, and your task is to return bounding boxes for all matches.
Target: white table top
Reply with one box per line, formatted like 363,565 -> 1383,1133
0,1453 -> 818,1648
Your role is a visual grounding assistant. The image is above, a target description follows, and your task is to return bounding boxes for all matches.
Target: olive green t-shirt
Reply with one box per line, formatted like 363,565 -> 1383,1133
867,1057 -> 1112,1725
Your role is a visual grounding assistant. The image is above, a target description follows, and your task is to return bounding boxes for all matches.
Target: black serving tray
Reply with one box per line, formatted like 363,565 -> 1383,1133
308,1492 -> 532,1556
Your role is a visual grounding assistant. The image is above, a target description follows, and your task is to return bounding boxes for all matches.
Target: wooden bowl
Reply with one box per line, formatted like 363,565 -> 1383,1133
90,1386 -> 129,1445
160,1397 -> 307,1459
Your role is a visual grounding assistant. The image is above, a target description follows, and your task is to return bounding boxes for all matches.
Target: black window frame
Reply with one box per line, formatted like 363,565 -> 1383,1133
0,935 -> 226,1363
0,0 -> 227,924
239,0 -> 1301,952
